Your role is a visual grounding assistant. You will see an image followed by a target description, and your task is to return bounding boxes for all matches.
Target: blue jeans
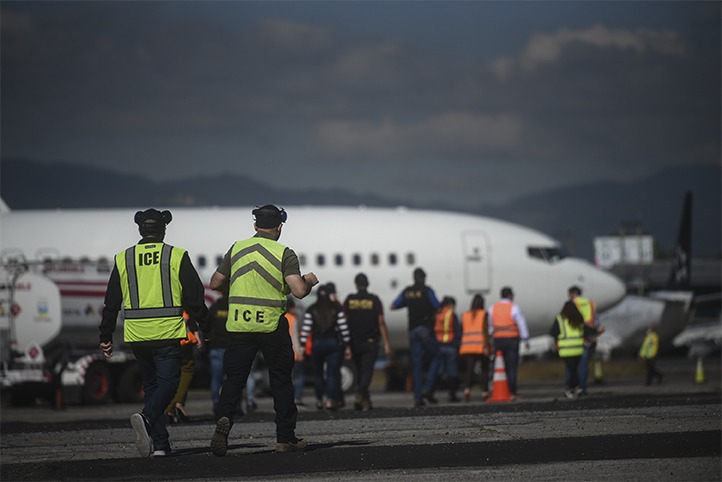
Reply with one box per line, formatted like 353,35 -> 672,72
209,347 -> 226,411
493,337 -> 520,395
409,325 -> 441,402
311,337 -> 342,403
132,344 -> 182,452
578,344 -> 594,390
437,343 -> 459,379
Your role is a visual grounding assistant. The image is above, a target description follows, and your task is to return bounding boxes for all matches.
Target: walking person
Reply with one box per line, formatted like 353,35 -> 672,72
639,325 -> 664,385
550,301 -> 596,399
165,313 -> 203,423
299,284 -> 351,411
488,286 -> 529,401
459,294 -> 492,402
343,273 -> 392,411
568,286 -> 604,395
208,205 -> 319,456
207,293 -> 230,417
434,296 -> 462,402
390,267 -> 442,408
99,208 -> 208,458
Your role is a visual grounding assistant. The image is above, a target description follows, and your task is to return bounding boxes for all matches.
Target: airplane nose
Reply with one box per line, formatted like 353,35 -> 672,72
592,269 -> 627,311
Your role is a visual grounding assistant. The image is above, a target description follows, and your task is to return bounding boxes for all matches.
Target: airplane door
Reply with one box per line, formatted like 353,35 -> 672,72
462,232 -> 490,293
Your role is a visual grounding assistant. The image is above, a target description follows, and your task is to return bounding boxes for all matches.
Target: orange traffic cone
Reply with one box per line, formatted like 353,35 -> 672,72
487,350 -> 512,402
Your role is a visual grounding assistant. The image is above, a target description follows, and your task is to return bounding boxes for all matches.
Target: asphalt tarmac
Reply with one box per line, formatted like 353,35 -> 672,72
1,358 -> 721,481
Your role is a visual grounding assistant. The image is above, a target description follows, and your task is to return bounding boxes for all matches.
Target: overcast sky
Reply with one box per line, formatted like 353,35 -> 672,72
1,1 -> 719,209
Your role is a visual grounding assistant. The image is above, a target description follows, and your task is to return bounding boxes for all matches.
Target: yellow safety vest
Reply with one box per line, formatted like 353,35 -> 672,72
556,315 -> 584,358
639,332 -> 659,359
227,237 -> 289,333
116,243 -> 186,343
573,296 -> 596,326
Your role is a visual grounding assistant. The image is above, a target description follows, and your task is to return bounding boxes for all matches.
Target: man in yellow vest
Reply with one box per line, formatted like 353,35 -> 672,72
639,325 -> 664,385
99,208 -> 209,458
568,286 -> 604,396
208,205 -> 319,456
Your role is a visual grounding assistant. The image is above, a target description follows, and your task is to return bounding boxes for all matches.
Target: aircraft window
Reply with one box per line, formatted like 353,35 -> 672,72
406,253 -> 415,265
299,254 -> 307,266
334,254 -> 343,266
316,254 -> 326,266
388,253 -> 397,266
80,257 -> 91,265
352,254 -> 361,266
198,255 -> 207,268
527,246 -> 566,263
370,253 -> 380,266
215,255 -> 223,267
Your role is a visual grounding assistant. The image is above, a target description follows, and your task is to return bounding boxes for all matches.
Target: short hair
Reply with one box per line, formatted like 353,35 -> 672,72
500,286 -> 513,299
568,286 -> 582,296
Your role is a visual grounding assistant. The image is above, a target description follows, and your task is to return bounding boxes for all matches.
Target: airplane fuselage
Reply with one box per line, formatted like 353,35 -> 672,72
0,206 -> 627,350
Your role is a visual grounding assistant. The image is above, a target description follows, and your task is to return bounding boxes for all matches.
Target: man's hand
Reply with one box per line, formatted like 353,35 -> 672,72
100,341 -> 113,359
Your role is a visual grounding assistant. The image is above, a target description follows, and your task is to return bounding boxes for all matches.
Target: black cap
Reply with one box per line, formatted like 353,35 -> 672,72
134,209 -> 172,226
354,273 -> 368,285
413,267 -> 426,280
252,205 -> 287,229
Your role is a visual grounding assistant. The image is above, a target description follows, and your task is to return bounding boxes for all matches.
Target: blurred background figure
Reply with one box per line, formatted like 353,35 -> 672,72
550,301 -> 596,399
434,296 -> 461,402
300,284 -> 350,410
459,294 -> 491,402
639,325 -> 664,386
166,312 -> 203,423
207,293 -> 229,416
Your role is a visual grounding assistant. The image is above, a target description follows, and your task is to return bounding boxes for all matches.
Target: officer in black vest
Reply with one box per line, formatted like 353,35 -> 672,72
344,273 -> 391,411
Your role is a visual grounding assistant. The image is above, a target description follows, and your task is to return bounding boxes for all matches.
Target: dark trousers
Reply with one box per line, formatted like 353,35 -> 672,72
216,317 -> 298,443
462,354 -> 490,392
351,339 -> 379,400
644,358 -> 663,385
132,344 -> 182,452
563,355 -> 582,390
493,337 -> 520,395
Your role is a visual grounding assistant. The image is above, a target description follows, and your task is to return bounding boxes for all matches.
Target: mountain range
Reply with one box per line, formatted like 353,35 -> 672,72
1,158 -> 719,262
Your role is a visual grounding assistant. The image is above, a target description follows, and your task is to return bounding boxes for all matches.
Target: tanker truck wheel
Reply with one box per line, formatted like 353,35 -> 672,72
82,362 -> 112,404
116,363 -> 144,403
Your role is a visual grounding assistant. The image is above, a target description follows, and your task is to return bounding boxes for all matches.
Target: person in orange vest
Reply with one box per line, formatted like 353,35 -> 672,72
165,312 -> 203,423
459,294 -> 491,402
434,296 -> 462,402
488,286 -> 529,401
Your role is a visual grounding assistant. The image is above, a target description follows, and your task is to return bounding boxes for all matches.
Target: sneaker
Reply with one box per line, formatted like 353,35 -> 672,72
576,388 -> 588,397
130,413 -> 153,458
413,400 -> 425,408
152,449 -> 171,457
564,390 -> 577,399
276,437 -> 308,453
211,416 -> 231,457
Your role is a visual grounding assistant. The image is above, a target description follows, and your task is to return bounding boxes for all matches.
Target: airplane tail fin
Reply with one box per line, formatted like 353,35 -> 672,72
667,191 -> 692,289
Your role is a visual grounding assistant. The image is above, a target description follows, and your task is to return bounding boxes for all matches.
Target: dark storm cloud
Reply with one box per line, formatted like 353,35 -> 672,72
1,1 -> 718,206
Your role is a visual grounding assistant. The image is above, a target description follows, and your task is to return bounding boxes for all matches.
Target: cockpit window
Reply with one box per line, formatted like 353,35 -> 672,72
527,246 -> 566,263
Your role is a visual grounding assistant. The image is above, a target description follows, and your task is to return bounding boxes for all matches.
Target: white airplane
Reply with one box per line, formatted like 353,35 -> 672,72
0,203 -> 626,355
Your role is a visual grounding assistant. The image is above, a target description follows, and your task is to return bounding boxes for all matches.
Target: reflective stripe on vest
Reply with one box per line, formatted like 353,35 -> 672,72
434,306 -> 456,343
227,237 -> 289,333
491,302 -> 520,338
459,309 -> 488,355
556,314 -> 584,358
116,243 -> 186,343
